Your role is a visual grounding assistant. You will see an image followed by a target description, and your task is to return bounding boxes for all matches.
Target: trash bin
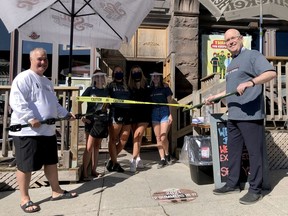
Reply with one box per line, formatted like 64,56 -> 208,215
184,135 -> 214,185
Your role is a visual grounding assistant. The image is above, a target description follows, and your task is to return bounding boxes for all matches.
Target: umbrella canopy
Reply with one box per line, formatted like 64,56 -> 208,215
0,0 -> 154,50
198,0 -> 288,21
198,0 -> 288,53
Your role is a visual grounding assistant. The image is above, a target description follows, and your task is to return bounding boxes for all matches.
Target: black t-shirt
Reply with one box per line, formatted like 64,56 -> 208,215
150,85 -> 173,104
130,85 -> 151,109
107,81 -> 131,109
81,86 -> 109,113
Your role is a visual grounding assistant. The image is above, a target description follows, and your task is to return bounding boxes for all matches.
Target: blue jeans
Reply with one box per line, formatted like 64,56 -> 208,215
151,106 -> 169,124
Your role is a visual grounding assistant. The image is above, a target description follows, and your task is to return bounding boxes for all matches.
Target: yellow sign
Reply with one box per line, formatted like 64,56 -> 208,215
202,34 -> 252,79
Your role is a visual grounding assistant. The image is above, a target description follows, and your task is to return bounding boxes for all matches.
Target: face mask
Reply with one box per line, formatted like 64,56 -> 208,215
114,72 -> 123,80
131,72 -> 142,82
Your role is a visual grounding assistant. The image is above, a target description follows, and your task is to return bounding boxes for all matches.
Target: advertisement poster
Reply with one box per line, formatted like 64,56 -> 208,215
201,34 -> 252,79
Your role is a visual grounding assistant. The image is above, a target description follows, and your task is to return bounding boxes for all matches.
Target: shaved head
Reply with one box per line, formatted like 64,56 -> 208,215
224,29 -> 243,56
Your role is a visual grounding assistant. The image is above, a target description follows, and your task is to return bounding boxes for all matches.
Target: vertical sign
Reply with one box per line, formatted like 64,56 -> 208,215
216,121 -> 229,182
216,121 -> 250,183
210,113 -> 250,189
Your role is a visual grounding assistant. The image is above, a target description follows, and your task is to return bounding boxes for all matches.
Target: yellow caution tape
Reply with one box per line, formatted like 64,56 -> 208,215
76,96 -> 193,109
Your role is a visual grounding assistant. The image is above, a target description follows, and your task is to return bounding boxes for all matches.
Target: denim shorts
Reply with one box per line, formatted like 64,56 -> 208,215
151,106 -> 170,124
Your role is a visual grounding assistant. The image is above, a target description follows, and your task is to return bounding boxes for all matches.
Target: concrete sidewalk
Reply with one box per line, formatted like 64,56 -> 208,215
0,148 -> 288,216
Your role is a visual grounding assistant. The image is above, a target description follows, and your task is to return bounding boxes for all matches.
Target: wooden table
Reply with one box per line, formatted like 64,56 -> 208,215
191,123 -> 210,135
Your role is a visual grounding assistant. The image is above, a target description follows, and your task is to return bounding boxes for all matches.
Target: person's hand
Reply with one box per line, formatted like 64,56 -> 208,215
204,95 -> 216,105
65,112 -> 76,121
28,118 -> 41,128
237,81 -> 254,95
81,116 -> 91,124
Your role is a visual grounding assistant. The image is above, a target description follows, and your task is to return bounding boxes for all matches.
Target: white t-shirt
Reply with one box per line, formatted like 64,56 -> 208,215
9,69 -> 69,136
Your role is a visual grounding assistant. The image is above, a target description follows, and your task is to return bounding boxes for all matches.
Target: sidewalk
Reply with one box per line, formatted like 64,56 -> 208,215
0,148 -> 288,216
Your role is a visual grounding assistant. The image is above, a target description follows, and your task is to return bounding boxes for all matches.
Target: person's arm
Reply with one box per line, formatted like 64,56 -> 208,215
167,94 -> 173,124
204,91 -> 226,105
236,70 -> 276,95
9,77 -> 35,123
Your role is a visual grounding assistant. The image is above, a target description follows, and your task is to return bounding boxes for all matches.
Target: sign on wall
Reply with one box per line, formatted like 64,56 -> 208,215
201,34 -> 252,79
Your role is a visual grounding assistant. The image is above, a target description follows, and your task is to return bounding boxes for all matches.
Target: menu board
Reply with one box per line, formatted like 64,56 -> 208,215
216,121 -> 249,183
210,114 -> 251,189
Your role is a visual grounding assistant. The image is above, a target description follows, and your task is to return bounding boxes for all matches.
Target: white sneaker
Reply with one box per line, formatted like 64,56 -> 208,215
136,157 -> 144,169
130,159 -> 136,172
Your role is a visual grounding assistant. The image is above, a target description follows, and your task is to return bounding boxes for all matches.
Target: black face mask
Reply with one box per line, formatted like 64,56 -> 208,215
131,72 -> 142,82
114,72 -> 124,80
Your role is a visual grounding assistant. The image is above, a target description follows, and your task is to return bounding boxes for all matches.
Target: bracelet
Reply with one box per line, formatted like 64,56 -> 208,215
249,79 -> 255,87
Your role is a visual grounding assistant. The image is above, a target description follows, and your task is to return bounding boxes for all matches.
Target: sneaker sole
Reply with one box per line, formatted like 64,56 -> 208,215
213,189 -> 240,195
239,195 -> 263,205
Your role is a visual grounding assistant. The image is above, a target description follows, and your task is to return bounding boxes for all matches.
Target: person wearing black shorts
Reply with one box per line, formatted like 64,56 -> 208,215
9,48 -> 77,213
81,69 -> 109,180
106,65 -> 132,172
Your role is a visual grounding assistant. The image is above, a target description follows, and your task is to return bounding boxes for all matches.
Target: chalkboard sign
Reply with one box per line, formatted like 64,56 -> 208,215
216,121 -> 249,183
210,113 -> 250,189
210,113 -> 270,189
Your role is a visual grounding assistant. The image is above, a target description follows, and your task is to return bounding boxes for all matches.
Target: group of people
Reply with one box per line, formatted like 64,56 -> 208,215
8,47 -> 174,213
8,27 -> 276,214
81,65 -> 174,180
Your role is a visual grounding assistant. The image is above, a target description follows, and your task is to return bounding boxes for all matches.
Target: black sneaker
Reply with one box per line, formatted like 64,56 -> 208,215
165,154 -> 172,165
239,192 -> 263,205
213,184 -> 240,195
157,159 -> 167,169
106,160 -> 113,172
112,163 -> 125,173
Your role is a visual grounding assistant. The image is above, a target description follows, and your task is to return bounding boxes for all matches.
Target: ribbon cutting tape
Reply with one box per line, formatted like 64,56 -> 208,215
77,96 -> 193,109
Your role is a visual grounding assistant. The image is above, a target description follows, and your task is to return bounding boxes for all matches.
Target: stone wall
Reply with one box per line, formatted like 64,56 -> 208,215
170,0 -> 200,97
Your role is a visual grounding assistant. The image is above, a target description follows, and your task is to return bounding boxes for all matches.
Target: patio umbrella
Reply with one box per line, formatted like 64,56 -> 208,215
0,0 -> 155,80
0,0 -> 154,150
198,0 -> 288,53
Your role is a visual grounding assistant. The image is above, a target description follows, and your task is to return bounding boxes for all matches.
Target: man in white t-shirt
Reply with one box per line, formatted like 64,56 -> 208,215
9,48 -> 78,213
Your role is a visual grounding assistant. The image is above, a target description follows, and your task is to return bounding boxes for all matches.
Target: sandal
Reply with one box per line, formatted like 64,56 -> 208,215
20,200 -> 40,213
91,171 -> 105,178
50,190 -> 78,201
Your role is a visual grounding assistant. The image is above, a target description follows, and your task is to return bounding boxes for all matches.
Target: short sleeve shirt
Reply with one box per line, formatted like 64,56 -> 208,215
107,81 -> 131,109
226,48 -> 275,120
81,86 -> 109,113
150,85 -> 173,104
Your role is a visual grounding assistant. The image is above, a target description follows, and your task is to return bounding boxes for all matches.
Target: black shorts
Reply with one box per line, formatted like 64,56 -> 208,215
90,114 -> 108,138
109,108 -> 132,125
130,109 -> 151,124
13,135 -> 58,172
84,117 -> 95,133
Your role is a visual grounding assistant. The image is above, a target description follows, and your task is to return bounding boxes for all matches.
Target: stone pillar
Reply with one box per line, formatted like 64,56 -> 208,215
170,0 -> 199,96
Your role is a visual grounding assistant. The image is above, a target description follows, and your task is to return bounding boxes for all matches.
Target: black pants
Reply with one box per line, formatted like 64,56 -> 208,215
226,120 -> 264,194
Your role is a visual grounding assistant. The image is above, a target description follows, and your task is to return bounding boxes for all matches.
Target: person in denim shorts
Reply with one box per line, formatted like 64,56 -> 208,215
106,65 -> 132,172
150,72 -> 173,168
